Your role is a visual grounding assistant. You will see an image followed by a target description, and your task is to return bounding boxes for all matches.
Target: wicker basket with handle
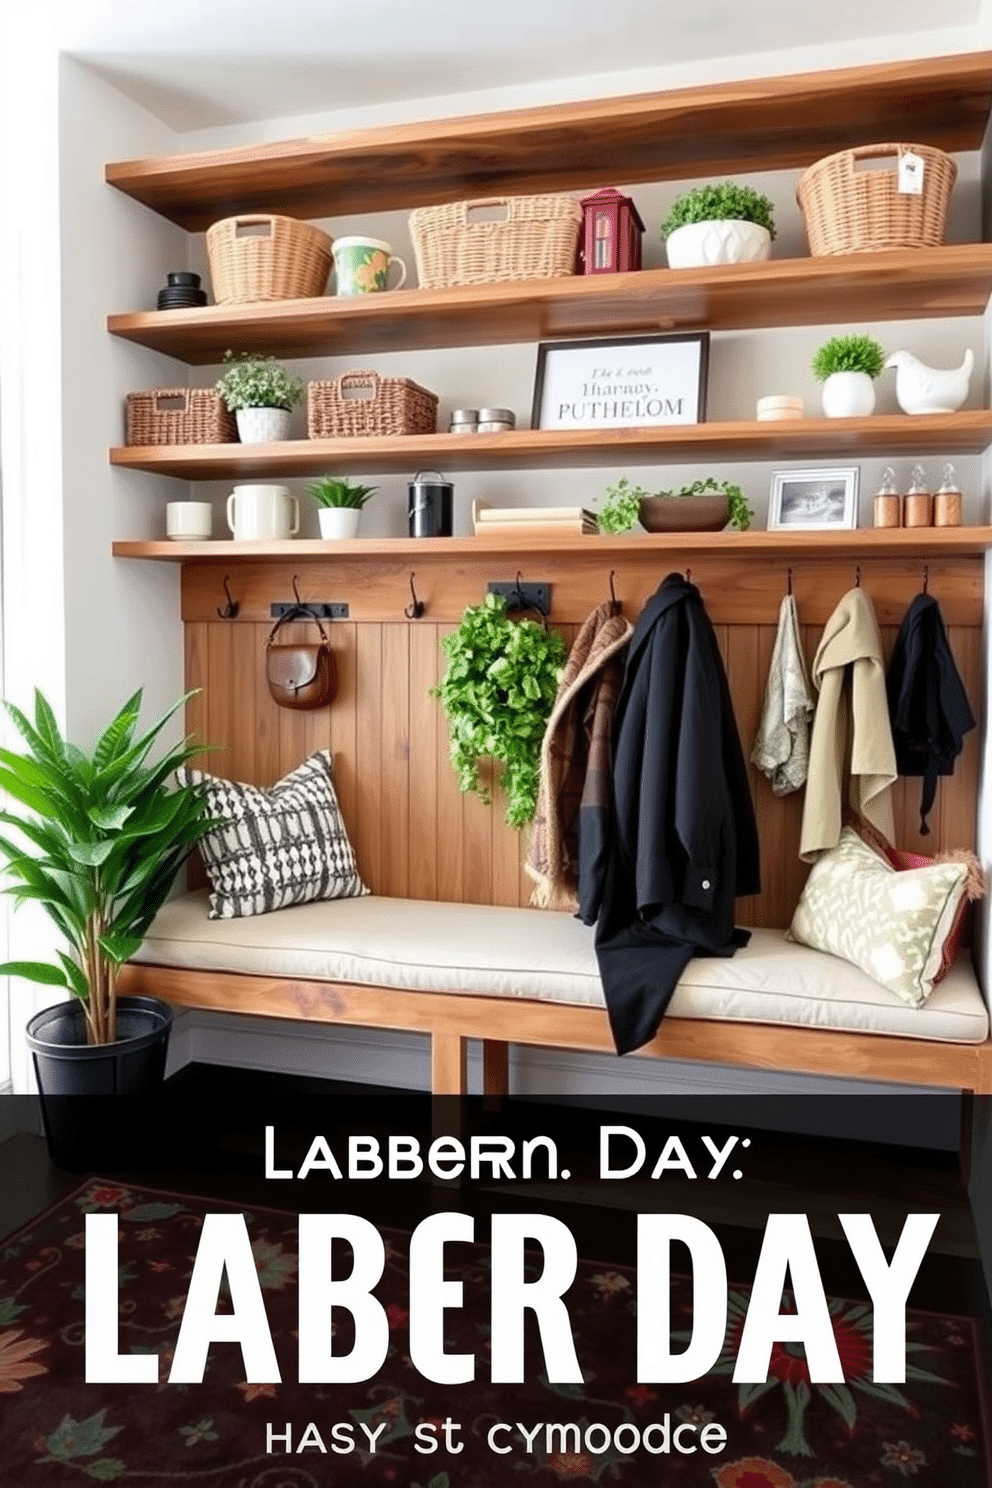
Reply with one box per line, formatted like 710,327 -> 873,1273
205,214 -> 333,303
796,143 -> 956,256
410,194 -> 583,289
307,371 -> 439,439
125,388 -> 236,446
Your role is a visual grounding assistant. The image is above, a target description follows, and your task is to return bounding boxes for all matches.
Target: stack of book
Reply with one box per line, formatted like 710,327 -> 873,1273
472,501 -> 599,537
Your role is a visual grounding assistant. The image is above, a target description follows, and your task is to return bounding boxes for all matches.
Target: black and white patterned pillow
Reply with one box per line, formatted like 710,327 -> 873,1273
177,750 -> 367,919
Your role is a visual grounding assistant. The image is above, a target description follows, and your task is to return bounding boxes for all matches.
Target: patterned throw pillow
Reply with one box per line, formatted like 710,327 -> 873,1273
788,827 -> 969,1007
177,750 -> 367,919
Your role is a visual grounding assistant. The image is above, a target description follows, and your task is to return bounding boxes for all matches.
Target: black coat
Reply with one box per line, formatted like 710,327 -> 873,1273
583,573 -> 760,1054
886,591 -> 975,835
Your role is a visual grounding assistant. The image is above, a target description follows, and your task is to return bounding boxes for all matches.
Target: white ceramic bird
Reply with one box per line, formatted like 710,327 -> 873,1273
884,348 -> 974,415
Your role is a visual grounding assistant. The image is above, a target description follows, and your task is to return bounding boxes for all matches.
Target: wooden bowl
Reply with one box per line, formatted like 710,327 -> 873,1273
638,493 -> 730,532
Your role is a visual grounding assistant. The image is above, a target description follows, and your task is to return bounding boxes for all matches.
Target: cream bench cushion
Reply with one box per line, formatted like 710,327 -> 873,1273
134,892 -> 989,1046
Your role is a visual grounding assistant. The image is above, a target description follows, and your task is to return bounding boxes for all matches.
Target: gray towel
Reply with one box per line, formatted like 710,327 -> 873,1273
751,593 -> 814,795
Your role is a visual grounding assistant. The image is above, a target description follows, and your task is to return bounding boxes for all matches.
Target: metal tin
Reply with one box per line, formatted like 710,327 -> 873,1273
449,408 -> 478,431
478,408 -> 515,424
408,470 -> 454,537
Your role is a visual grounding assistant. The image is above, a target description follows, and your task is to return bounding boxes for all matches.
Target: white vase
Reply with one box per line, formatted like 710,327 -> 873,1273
665,219 -> 772,269
318,507 -> 362,539
236,406 -> 291,443
820,371 -> 876,419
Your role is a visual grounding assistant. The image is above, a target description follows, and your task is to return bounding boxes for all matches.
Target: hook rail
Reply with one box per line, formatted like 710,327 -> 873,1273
404,572 -> 426,620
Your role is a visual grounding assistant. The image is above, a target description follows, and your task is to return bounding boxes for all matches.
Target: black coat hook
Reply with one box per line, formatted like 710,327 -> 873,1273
855,565 -> 861,588
608,570 -> 621,615
922,564 -> 929,595
216,575 -> 239,619
786,566 -> 793,596
404,572 -> 425,619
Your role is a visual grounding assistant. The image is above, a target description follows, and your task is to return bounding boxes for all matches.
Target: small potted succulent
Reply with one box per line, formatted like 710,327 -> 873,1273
811,334 -> 886,418
661,183 -> 776,269
216,351 -> 304,443
598,475 -> 752,534
308,476 -> 378,539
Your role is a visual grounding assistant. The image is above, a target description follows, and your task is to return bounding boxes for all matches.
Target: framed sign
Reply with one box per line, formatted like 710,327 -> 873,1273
531,333 -> 709,431
768,467 -> 860,531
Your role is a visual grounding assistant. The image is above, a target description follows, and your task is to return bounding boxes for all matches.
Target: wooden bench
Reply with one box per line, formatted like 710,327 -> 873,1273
120,892 -> 992,1106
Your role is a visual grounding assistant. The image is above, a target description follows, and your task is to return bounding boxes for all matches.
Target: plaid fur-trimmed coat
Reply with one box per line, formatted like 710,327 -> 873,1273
526,601 -> 633,914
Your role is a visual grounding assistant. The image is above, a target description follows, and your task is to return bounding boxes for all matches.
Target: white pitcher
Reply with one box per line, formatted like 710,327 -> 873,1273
226,484 -> 299,541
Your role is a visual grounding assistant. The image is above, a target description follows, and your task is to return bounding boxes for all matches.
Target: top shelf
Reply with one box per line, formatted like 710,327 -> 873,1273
105,52 -> 992,230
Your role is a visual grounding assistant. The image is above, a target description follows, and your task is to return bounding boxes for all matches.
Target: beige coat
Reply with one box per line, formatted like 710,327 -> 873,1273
799,586 -> 897,861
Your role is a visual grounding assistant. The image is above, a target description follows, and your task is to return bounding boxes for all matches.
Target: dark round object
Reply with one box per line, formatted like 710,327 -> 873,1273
26,996 -> 175,1170
408,473 -> 454,538
166,270 -> 201,287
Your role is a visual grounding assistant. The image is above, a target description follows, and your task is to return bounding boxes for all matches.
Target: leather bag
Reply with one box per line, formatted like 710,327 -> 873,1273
265,605 -> 336,711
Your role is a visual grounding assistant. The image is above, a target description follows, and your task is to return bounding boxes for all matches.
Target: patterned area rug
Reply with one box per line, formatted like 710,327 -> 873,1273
0,1180 -> 988,1487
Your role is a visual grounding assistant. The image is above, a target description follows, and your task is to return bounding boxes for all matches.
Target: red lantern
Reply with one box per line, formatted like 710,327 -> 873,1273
578,187 -> 645,274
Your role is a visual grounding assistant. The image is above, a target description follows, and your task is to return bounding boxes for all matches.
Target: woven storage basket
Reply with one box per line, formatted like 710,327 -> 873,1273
796,143 -> 956,255
307,371 -> 439,439
410,194 -> 582,289
205,214 -> 333,303
125,388 -> 236,446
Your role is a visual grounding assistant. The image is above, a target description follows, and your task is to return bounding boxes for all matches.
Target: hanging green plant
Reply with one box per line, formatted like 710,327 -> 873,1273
433,593 -> 566,829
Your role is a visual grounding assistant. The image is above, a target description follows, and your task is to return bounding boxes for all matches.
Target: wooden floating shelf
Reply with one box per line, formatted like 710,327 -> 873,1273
112,527 -> 992,564
104,51 -> 992,228
110,412 -> 992,479
107,246 -> 992,364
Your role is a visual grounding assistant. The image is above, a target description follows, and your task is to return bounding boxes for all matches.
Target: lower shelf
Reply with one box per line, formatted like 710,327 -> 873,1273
110,411 -> 992,479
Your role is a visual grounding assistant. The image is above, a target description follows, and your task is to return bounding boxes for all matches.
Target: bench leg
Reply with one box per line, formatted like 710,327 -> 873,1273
482,1040 -> 509,1100
431,1032 -> 467,1095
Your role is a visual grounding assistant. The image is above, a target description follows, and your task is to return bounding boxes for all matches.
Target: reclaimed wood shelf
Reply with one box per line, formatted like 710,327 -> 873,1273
104,51 -> 992,228
112,526 -> 992,564
110,412 -> 992,479
107,246 -> 992,363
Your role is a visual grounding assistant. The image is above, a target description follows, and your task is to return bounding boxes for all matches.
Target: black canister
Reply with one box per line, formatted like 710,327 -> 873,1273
408,470 -> 454,537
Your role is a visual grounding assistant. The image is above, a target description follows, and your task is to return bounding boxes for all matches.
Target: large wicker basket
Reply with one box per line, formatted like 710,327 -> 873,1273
410,194 -> 582,289
307,371 -> 439,439
796,143 -> 956,255
125,388 -> 236,446
205,214 -> 333,303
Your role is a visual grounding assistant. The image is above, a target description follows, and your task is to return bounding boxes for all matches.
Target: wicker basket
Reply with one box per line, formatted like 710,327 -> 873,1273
307,371 -> 439,439
205,214 -> 333,303
125,388 -> 236,446
410,194 -> 582,289
796,143 -> 956,255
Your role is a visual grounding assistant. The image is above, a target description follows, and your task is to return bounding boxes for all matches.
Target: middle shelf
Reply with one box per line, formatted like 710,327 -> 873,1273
107,245 -> 992,363
111,411 -> 992,479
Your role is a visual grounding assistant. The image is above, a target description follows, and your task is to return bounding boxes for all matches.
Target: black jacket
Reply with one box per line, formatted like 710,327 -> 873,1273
886,591 -> 975,835
583,573 -> 760,1053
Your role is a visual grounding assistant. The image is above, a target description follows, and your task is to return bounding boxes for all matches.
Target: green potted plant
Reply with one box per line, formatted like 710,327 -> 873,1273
216,351 -> 304,444
0,689 -> 210,1163
308,476 -> 378,539
433,593 -> 565,828
661,183 -> 776,268
598,475 -> 753,533
811,333 -> 886,418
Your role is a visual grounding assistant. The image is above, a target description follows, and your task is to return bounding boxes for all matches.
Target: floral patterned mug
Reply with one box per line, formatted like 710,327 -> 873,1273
332,236 -> 408,295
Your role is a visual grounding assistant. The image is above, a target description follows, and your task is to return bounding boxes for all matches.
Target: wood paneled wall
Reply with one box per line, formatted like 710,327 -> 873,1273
181,552 -> 983,928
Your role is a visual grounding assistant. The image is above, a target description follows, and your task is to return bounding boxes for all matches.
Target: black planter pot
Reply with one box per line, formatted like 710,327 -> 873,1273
25,996 -> 175,1170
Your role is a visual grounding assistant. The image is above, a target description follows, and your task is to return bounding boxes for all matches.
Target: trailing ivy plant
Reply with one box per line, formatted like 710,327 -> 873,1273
661,183 -> 776,240
811,334 -> 886,381
598,477 -> 648,534
433,594 -> 565,829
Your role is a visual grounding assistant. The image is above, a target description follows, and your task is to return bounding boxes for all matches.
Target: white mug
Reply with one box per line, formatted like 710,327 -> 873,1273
166,501 -> 212,540
227,484 -> 299,542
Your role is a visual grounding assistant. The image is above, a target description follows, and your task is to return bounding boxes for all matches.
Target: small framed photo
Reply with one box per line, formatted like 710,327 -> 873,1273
531,332 -> 709,431
768,466 -> 860,531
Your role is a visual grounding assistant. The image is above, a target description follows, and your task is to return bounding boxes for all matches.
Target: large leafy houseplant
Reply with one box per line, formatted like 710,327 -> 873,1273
0,689 -> 210,1045
433,594 -> 565,829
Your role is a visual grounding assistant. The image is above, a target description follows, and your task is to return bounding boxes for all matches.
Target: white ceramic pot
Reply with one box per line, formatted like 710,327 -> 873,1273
227,485 -> 299,541
236,406 -> 291,443
318,507 -> 362,539
820,371 -> 876,419
665,219 -> 772,268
